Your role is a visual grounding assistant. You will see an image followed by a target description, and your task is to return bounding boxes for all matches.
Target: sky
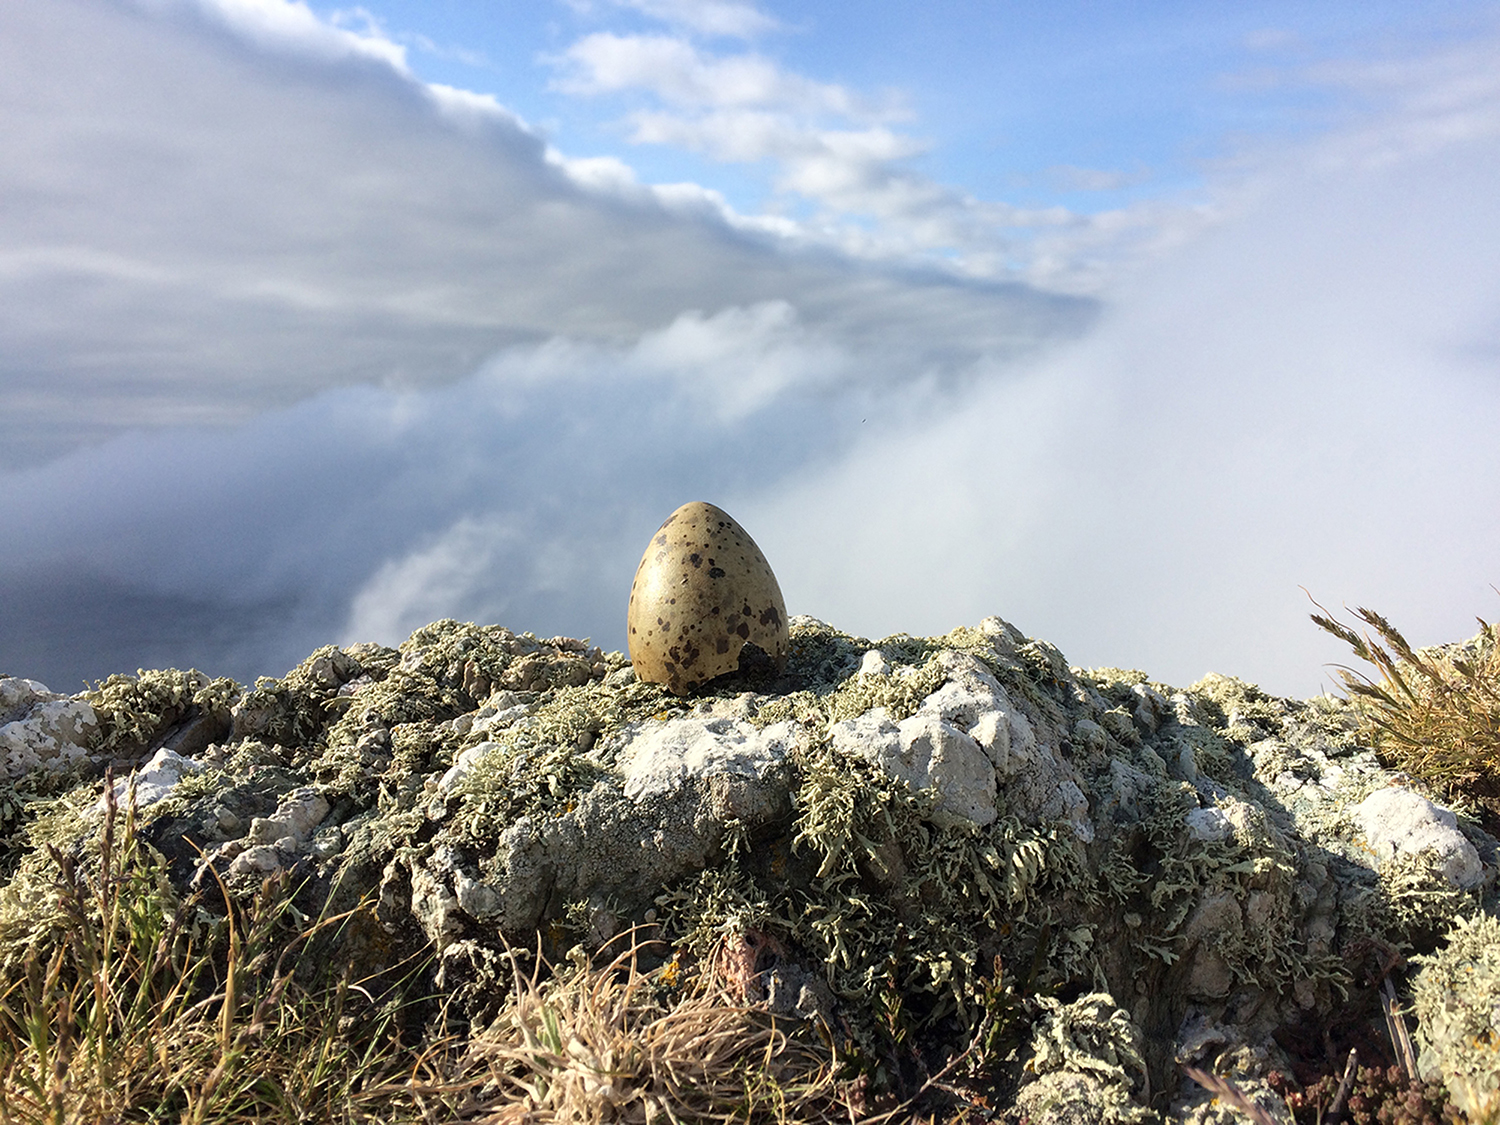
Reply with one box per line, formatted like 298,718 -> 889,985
1,0 -> 1498,698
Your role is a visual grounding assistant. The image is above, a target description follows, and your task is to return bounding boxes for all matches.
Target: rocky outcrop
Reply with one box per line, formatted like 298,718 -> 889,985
1,614 -> 1496,1122
0,677 -> 98,777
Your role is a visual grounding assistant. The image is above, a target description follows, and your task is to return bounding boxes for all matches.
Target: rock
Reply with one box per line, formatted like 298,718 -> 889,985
0,682 -> 98,779
4,612 -> 1499,1121
246,787 -> 330,847
831,708 -> 997,826
0,677 -> 63,723
1353,785 -> 1484,889
97,747 -> 205,814
406,709 -> 800,945
616,713 -> 798,808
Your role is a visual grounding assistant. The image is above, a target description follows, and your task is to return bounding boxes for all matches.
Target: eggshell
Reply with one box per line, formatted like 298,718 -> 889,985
627,501 -> 788,696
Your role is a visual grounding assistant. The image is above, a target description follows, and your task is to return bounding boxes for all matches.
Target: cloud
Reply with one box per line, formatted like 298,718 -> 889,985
552,32 -> 871,115
161,0 -> 412,69
546,26 -> 1216,291
1043,165 -> 1150,193
0,288 -> 1083,687
0,0 -> 1083,469
5,0 -> 1498,709
575,0 -> 781,40
741,118 -> 1500,698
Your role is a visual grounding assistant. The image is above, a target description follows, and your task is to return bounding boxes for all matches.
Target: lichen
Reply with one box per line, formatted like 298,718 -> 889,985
1019,992 -> 1156,1124
86,668 -> 240,756
3,609 -> 1497,1118
0,782 -> 115,975
1410,912 -> 1500,1118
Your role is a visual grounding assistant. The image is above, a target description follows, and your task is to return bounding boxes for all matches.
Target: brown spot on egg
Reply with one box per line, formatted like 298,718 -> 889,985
625,501 -> 789,696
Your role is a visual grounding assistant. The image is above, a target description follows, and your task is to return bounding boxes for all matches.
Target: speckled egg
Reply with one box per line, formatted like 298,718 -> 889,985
627,501 -> 788,696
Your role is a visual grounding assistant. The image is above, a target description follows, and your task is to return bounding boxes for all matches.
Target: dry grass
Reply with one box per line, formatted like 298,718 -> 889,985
0,776 -> 475,1125
460,933 -> 866,1124
1310,597 -> 1500,816
0,777 -> 889,1124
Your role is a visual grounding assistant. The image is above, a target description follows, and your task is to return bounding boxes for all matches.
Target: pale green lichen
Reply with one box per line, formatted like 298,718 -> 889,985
1019,992 -> 1156,1124
1411,912 -> 1500,1118
0,784 -> 119,975
86,668 -> 240,756
3,609 -> 1496,1115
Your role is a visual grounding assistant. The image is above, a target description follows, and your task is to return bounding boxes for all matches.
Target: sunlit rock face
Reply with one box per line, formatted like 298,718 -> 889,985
1,614 -> 1496,1121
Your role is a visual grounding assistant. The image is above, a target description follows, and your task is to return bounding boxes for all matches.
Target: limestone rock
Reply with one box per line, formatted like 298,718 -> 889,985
0,678 -> 98,779
4,613 -> 1499,1123
1353,785 -> 1484,889
98,747 -> 205,814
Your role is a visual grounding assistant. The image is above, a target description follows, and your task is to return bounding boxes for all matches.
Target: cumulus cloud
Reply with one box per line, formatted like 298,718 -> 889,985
567,0 -> 780,40
546,25 -> 1209,289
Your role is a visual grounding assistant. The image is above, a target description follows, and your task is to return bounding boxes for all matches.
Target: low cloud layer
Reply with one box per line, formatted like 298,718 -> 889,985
0,297 -> 1006,687
0,0 -> 1083,467
748,136 -> 1500,696
1,1 -> 1497,699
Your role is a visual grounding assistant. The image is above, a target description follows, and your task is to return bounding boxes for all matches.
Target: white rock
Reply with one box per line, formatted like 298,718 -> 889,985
969,711 -> 1011,769
830,708 -> 998,827
924,651 -> 1010,727
616,716 -> 798,802
1002,707 -> 1039,770
98,748 -> 203,813
226,844 -> 287,880
247,787 -> 330,847
1354,787 -> 1484,889
1185,807 -> 1233,843
0,677 -> 62,723
411,867 -> 463,947
453,869 -> 502,918
859,650 -> 891,678
1,698 -> 99,779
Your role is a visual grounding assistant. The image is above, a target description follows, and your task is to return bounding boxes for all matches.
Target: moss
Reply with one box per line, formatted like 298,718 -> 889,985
0,781 -> 114,975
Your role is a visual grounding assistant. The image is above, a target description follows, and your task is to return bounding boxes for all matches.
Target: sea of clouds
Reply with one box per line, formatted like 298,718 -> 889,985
1,0 -> 1497,697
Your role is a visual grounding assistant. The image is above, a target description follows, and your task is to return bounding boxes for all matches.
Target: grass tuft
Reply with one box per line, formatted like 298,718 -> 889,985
0,777 -> 892,1123
0,773 -> 467,1124
1309,595 -> 1500,822
459,929 -> 865,1123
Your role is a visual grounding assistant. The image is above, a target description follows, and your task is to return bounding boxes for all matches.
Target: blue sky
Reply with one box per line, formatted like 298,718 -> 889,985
333,0 -> 1496,218
1,0 -> 1498,697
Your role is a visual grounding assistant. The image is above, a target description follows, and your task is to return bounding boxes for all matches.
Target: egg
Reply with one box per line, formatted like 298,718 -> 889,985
627,501 -> 788,696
